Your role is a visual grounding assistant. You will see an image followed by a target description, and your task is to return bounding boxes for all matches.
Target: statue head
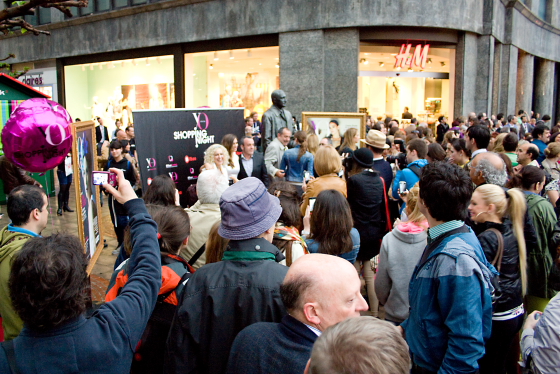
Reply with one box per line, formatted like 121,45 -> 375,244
271,90 -> 287,109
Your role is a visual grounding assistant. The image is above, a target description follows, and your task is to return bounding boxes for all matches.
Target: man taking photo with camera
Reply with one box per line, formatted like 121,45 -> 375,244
390,139 -> 428,203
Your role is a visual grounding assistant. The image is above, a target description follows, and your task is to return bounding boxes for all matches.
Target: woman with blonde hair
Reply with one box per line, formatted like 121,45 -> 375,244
221,134 -> 239,183
375,186 -> 428,324
491,132 -> 508,153
468,184 -> 527,373
338,128 -> 360,154
203,144 -> 229,180
300,145 -> 345,215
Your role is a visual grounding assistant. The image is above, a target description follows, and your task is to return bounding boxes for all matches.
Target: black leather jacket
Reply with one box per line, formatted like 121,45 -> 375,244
476,220 -> 523,312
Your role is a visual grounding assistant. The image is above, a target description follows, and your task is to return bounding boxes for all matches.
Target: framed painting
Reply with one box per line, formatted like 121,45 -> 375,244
71,120 -> 103,274
302,112 -> 366,149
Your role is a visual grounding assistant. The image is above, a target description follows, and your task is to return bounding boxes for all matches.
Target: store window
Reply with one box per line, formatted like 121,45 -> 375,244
358,45 -> 455,124
64,55 -> 174,135
185,46 -> 279,117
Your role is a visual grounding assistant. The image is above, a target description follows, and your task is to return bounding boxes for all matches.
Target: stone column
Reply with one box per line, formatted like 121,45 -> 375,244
475,35 -> 495,116
498,44 -> 518,115
516,51 -> 534,114
454,32 -> 478,117
279,28 -> 359,120
279,30 -> 325,120
491,42 -> 502,116
534,58 -> 555,118
323,29 -> 359,113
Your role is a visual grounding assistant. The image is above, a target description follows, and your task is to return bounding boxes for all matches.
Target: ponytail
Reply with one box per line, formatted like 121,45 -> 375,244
295,131 -> 308,162
506,188 -> 528,295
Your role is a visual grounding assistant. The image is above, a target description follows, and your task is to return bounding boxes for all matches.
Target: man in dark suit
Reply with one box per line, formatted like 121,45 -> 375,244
238,136 -> 269,187
95,117 -> 109,144
226,254 -> 368,374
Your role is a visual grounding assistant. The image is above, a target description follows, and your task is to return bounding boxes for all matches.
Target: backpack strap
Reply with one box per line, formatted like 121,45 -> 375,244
407,164 -> 422,179
379,177 -> 392,232
486,228 -> 504,273
157,271 -> 191,303
188,243 -> 206,266
1,340 -> 19,374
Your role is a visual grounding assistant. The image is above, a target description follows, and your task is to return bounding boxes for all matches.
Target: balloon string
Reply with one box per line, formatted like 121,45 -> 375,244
46,171 -> 56,233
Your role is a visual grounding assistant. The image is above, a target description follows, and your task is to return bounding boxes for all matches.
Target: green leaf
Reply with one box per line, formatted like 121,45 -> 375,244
13,1 -> 28,6
21,28 -> 27,34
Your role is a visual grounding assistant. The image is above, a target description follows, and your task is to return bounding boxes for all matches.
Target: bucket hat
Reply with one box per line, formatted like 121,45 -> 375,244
218,177 -> 282,240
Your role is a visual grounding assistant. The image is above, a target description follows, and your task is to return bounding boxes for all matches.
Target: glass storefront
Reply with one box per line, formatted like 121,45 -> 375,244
185,46 -> 279,117
64,55 -> 174,135
358,45 -> 454,124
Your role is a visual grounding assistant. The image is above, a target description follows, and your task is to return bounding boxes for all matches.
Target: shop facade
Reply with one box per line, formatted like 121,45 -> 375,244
2,0 -> 560,124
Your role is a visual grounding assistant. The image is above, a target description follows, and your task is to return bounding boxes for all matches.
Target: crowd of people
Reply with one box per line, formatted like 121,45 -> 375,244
1,107 -> 560,374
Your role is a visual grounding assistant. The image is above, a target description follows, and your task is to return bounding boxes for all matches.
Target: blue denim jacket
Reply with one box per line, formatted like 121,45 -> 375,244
280,146 -> 314,182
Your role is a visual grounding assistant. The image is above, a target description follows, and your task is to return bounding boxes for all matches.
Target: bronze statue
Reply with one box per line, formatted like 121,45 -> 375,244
262,90 -> 294,150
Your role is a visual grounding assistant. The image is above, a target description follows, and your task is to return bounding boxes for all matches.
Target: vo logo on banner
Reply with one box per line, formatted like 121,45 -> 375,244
192,112 -> 209,130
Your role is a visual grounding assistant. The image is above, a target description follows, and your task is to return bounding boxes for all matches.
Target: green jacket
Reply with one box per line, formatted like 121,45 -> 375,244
0,226 -> 32,340
526,194 -> 558,299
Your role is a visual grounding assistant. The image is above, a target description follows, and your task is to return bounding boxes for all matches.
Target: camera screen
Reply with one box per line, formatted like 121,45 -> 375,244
92,172 -> 108,185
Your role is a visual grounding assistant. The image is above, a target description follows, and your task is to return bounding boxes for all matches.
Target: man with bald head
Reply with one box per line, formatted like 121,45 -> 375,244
226,254 -> 368,374
517,142 -> 540,167
469,151 -> 508,187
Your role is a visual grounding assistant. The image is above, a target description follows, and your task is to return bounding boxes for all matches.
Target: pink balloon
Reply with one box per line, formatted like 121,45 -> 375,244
2,98 -> 73,173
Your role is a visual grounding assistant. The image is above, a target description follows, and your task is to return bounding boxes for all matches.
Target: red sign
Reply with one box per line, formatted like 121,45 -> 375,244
394,44 -> 430,69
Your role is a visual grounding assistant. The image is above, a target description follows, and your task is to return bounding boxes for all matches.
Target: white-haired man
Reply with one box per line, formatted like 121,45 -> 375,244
181,169 -> 229,269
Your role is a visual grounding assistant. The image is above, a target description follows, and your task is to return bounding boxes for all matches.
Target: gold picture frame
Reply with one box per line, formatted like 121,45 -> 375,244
302,112 -> 367,148
71,120 -> 104,274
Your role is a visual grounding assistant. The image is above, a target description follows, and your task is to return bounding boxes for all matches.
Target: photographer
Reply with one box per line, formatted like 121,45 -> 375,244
390,139 -> 428,203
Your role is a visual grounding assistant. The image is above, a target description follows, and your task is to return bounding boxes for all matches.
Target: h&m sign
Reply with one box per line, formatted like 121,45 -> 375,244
394,44 -> 430,69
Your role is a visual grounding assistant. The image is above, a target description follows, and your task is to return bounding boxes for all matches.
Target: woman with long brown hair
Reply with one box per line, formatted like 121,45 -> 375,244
280,130 -> 314,184
338,128 -> 360,154
302,189 -> 360,263
221,134 -> 239,183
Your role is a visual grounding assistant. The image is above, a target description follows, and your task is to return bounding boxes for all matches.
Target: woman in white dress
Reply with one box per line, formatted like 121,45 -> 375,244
221,134 -> 239,183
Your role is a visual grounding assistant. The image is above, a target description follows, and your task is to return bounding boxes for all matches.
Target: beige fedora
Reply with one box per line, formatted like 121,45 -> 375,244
361,130 -> 390,149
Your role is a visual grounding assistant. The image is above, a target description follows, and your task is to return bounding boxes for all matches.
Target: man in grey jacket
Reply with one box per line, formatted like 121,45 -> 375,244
264,127 -> 292,180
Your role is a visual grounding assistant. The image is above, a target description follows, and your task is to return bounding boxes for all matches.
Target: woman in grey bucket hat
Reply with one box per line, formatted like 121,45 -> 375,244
218,177 -> 283,240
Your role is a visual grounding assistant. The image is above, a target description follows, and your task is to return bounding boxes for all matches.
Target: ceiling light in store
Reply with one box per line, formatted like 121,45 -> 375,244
395,66 -> 401,71
132,59 -> 137,66
427,58 -> 432,64
364,60 -> 369,65
247,49 -> 252,58
275,64 -> 279,68
81,65 -> 85,71
229,50 -> 234,59
209,64 -> 214,69
218,72 -> 225,78
146,58 -> 150,66
408,68 -> 413,72
157,57 -> 161,64
379,62 -> 384,67
440,62 -> 446,67
214,52 -> 219,61
364,53 -> 369,55
259,63 -> 262,65
121,61 -> 125,68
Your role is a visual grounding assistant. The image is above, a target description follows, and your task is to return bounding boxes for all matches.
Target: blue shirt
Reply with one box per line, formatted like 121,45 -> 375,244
391,159 -> 429,198
532,139 -> 547,164
280,146 -> 314,182
306,227 -> 360,263
7,224 -> 40,237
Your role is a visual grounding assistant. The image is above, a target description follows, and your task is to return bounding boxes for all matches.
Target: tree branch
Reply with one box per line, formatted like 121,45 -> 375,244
0,18 -> 50,35
0,0 -> 88,23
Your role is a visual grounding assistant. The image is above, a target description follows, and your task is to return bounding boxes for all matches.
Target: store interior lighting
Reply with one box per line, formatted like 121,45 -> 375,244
209,64 -> 214,69
213,52 -> 219,61
132,59 -> 137,66
247,49 -> 252,58
275,63 -> 279,68
379,62 -> 384,67
146,58 -> 150,66
441,62 -> 446,67
427,58 -> 432,64
408,68 -> 413,72
229,50 -> 234,59
121,61 -> 125,68
157,57 -> 161,64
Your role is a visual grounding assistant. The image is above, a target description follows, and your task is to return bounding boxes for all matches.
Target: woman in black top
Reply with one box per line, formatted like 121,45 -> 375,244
346,147 -> 387,317
468,184 -> 527,374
